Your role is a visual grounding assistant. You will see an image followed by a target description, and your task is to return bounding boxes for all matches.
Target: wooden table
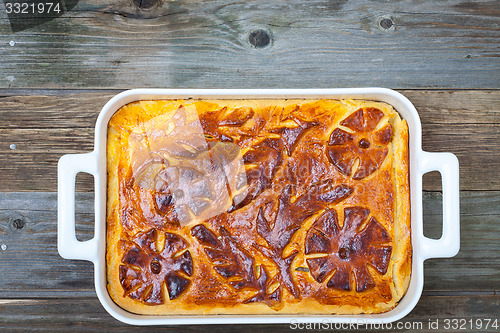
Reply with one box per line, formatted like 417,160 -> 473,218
0,0 -> 499,331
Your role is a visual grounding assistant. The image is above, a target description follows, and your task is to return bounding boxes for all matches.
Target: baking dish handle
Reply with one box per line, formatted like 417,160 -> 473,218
58,152 -> 98,262
418,151 -> 460,260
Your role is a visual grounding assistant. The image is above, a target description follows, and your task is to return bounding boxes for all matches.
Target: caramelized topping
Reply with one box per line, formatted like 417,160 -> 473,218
338,247 -> 350,260
199,106 -> 254,140
358,138 -> 370,149
328,107 -> 393,179
219,107 -> 254,126
375,124 -> 394,145
231,138 -> 283,211
243,265 -> 281,307
192,224 -> 256,286
340,107 -> 384,133
165,272 -> 191,300
269,117 -> 318,156
111,100 -> 405,309
191,224 -> 280,308
190,223 -> 220,248
305,207 -> 392,292
154,166 -> 213,225
150,259 -> 162,274
254,182 -> 353,298
120,229 -> 193,304
328,128 -> 354,146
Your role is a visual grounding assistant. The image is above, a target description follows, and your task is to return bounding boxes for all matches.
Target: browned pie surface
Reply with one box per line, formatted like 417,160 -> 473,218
106,99 -> 411,315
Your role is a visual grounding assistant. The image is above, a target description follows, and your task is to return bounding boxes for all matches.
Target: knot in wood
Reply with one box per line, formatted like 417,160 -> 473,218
379,18 -> 393,30
11,218 -> 26,230
249,29 -> 271,48
133,0 -> 160,9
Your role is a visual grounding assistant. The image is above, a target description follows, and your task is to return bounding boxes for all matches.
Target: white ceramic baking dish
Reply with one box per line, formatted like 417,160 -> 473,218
58,88 -> 459,325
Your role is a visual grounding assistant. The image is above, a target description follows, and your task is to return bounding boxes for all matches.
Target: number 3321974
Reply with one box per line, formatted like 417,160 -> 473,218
5,2 -> 61,14
443,319 -> 498,330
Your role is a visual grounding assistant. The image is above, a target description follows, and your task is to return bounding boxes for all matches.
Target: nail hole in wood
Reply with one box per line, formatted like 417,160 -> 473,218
133,0 -> 159,9
466,54 -> 472,59
379,18 -> 393,30
249,29 -> 271,49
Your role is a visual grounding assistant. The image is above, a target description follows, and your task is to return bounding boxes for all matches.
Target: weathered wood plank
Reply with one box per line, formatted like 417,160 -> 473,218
0,90 -> 498,192
0,0 -> 498,89
0,193 -> 95,296
0,296 -> 499,332
0,93 -> 111,128
0,191 -> 498,297
422,191 -> 500,291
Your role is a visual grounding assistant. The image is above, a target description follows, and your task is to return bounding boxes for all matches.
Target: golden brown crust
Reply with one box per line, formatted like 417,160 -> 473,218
106,99 -> 411,315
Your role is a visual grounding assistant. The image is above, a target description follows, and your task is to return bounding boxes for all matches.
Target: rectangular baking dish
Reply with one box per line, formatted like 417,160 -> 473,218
58,88 -> 460,325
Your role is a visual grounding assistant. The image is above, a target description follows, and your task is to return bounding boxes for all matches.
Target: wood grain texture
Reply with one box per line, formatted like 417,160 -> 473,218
0,89 -> 498,192
0,0 -> 498,89
0,296 -> 499,332
0,191 -> 498,297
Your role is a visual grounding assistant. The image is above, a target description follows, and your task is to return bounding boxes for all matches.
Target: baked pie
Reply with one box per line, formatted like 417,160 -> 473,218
106,99 -> 411,315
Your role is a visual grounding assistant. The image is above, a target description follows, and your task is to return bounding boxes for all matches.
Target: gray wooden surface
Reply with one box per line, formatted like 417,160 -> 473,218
0,0 -> 499,331
0,0 -> 499,89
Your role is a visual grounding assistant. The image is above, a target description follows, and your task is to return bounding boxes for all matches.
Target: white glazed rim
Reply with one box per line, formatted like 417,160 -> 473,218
57,88 -> 460,325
